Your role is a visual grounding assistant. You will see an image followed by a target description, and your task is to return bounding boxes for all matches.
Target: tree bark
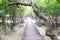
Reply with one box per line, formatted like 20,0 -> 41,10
8,2 -> 31,6
10,9 -> 16,31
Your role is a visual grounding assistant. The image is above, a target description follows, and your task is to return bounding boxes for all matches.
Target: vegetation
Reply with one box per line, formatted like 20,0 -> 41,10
0,0 -> 60,40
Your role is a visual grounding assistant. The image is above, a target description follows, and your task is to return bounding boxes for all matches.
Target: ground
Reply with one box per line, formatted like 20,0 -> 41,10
0,17 -> 52,40
0,23 -> 25,40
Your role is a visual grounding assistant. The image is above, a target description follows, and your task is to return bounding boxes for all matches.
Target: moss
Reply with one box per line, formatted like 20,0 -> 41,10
46,32 -> 55,39
0,27 -> 2,31
57,29 -> 60,33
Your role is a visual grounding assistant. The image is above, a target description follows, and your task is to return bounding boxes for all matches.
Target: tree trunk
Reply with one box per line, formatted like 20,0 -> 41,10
10,8 -> 16,31
2,17 -> 7,35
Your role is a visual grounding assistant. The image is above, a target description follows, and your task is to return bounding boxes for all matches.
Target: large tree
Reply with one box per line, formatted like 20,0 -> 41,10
8,0 -> 52,34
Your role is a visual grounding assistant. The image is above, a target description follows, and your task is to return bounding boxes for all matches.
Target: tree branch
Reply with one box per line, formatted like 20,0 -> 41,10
8,2 -> 32,6
8,2 -> 52,33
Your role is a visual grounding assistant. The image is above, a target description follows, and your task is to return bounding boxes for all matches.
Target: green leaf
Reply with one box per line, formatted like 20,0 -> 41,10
0,0 -> 2,4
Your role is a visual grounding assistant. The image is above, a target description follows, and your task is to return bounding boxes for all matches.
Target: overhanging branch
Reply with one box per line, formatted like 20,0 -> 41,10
8,2 -> 32,6
8,2 -> 50,23
8,2 -> 52,33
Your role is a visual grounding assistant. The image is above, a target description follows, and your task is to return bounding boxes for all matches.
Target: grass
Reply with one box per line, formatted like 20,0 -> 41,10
0,23 -> 25,40
36,26 -> 46,36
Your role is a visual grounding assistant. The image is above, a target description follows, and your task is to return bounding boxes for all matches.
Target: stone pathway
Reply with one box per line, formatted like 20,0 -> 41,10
22,17 -> 43,40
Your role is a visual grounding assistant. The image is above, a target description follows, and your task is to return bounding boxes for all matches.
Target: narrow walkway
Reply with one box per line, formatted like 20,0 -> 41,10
22,17 -> 43,40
